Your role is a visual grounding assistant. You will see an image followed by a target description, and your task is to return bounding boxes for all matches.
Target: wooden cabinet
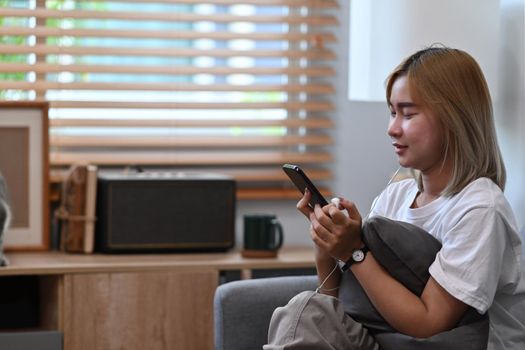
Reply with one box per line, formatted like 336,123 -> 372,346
0,247 -> 314,350
62,270 -> 218,349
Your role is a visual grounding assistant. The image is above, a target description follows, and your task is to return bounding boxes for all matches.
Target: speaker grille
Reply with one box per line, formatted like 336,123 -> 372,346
96,175 -> 235,252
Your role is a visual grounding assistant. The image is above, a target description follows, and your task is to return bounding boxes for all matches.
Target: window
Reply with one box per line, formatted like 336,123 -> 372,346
0,0 -> 338,199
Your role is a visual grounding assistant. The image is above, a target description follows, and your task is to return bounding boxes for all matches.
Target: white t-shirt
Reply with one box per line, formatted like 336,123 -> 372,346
369,177 -> 525,349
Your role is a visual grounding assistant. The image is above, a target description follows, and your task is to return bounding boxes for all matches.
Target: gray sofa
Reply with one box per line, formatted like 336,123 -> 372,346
213,273 -> 490,350
213,216 -> 504,349
214,275 -> 317,350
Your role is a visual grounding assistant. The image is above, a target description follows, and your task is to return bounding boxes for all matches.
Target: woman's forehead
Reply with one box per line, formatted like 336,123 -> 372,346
389,77 -> 415,105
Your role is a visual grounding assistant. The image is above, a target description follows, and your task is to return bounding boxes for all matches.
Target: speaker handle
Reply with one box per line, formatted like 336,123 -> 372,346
270,219 -> 283,251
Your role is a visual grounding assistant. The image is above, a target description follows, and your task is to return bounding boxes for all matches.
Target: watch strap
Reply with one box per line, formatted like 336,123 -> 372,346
339,245 -> 369,272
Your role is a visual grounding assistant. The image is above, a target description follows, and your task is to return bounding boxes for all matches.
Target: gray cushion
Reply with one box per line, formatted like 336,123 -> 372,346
339,216 -> 488,349
363,217 -> 442,296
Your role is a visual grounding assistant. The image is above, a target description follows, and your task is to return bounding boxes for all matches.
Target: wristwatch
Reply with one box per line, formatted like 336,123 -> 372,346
337,246 -> 369,272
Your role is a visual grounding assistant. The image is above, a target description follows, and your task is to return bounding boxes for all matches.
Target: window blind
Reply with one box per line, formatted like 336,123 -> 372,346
0,0 -> 338,200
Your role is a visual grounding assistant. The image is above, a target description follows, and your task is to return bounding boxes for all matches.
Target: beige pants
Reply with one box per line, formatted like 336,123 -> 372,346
264,291 -> 380,350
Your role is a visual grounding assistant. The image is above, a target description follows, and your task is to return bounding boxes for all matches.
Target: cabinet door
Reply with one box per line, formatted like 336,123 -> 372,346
63,270 -> 218,350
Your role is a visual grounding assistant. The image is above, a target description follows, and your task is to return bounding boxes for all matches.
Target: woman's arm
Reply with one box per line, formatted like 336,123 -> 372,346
352,253 -> 468,337
311,198 -> 468,337
312,244 -> 341,297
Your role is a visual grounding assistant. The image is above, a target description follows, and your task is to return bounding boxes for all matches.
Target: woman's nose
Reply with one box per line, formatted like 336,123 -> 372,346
387,117 -> 401,138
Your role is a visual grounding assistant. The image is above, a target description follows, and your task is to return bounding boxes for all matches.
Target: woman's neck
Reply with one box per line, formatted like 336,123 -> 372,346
414,163 -> 453,208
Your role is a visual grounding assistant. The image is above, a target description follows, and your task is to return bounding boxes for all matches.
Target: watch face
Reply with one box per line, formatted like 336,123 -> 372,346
352,249 -> 365,262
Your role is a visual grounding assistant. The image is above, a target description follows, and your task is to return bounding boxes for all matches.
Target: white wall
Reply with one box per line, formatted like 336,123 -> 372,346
236,0 -> 525,247
497,0 -> 525,229
348,0 -> 500,102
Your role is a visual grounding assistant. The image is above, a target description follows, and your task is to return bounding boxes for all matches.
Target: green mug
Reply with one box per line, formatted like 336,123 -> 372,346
243,214 -> 283,256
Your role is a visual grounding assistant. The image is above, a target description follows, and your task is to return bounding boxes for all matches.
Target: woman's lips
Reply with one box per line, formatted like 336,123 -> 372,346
393,143 -> 408,154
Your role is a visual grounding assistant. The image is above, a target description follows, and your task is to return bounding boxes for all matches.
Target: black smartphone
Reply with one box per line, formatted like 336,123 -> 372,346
282,164 -> 328,207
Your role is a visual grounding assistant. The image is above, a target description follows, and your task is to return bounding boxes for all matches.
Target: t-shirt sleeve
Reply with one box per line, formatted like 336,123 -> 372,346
429,207 -> 507,313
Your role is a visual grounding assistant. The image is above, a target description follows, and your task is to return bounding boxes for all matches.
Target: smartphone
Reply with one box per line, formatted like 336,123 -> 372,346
282,164 -> 328,207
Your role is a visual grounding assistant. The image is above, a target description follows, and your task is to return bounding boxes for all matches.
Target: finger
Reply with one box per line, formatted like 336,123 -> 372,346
321,196 -> 347,222
316,204 -> 346,233
327,205 -> 348,225
314,204 -> 333,230
297,188 -> 313,217
312,206 -> 335,240
321,202 -> 336,215
340,199 -> 362,221
310,223 -> 329,249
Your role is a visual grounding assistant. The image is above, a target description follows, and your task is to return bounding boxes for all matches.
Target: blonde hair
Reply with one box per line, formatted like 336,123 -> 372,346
385,46 -> 506,195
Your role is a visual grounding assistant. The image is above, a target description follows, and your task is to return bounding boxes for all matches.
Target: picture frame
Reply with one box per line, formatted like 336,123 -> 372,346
0,101 -> 49,251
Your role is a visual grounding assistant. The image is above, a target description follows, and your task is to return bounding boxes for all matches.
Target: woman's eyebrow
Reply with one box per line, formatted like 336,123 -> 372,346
388,102 -> 419,111
395,102 -> 418,109
388,101 -> 419,111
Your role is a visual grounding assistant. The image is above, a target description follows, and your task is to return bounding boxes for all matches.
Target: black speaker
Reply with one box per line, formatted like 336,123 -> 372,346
95,172 -> 236,253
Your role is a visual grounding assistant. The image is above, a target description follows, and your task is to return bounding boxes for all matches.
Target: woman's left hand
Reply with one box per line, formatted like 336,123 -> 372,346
309,198 -> 363,261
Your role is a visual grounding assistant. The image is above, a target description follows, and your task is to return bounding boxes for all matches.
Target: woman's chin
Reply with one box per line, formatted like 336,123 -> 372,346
396,157 -> 411,168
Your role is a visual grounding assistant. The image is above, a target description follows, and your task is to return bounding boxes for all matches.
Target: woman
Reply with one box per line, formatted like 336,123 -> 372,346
265,47 -> 525,349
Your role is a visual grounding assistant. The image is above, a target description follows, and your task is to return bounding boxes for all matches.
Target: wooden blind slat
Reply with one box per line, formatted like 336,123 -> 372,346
0,26 -> 337,42
0,62 -> 335,77
46,100 -> 334,111
0,8 -> 338,25
50,0 -> 340,8
50,151 -> 333,166
49,117 -> 334,128
50,135 -> 333,148
1,81 -> 334,94
0,44 -> 336,59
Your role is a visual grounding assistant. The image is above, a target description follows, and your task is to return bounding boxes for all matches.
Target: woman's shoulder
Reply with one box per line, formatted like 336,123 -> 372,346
448,177 -> 518,229
455,177 -> 506,209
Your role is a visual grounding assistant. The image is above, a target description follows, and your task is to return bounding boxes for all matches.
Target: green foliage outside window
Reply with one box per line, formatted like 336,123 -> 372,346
0,0 -> 28,99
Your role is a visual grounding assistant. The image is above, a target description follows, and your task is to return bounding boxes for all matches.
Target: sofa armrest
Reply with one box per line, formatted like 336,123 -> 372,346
214,275 -> 317,350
